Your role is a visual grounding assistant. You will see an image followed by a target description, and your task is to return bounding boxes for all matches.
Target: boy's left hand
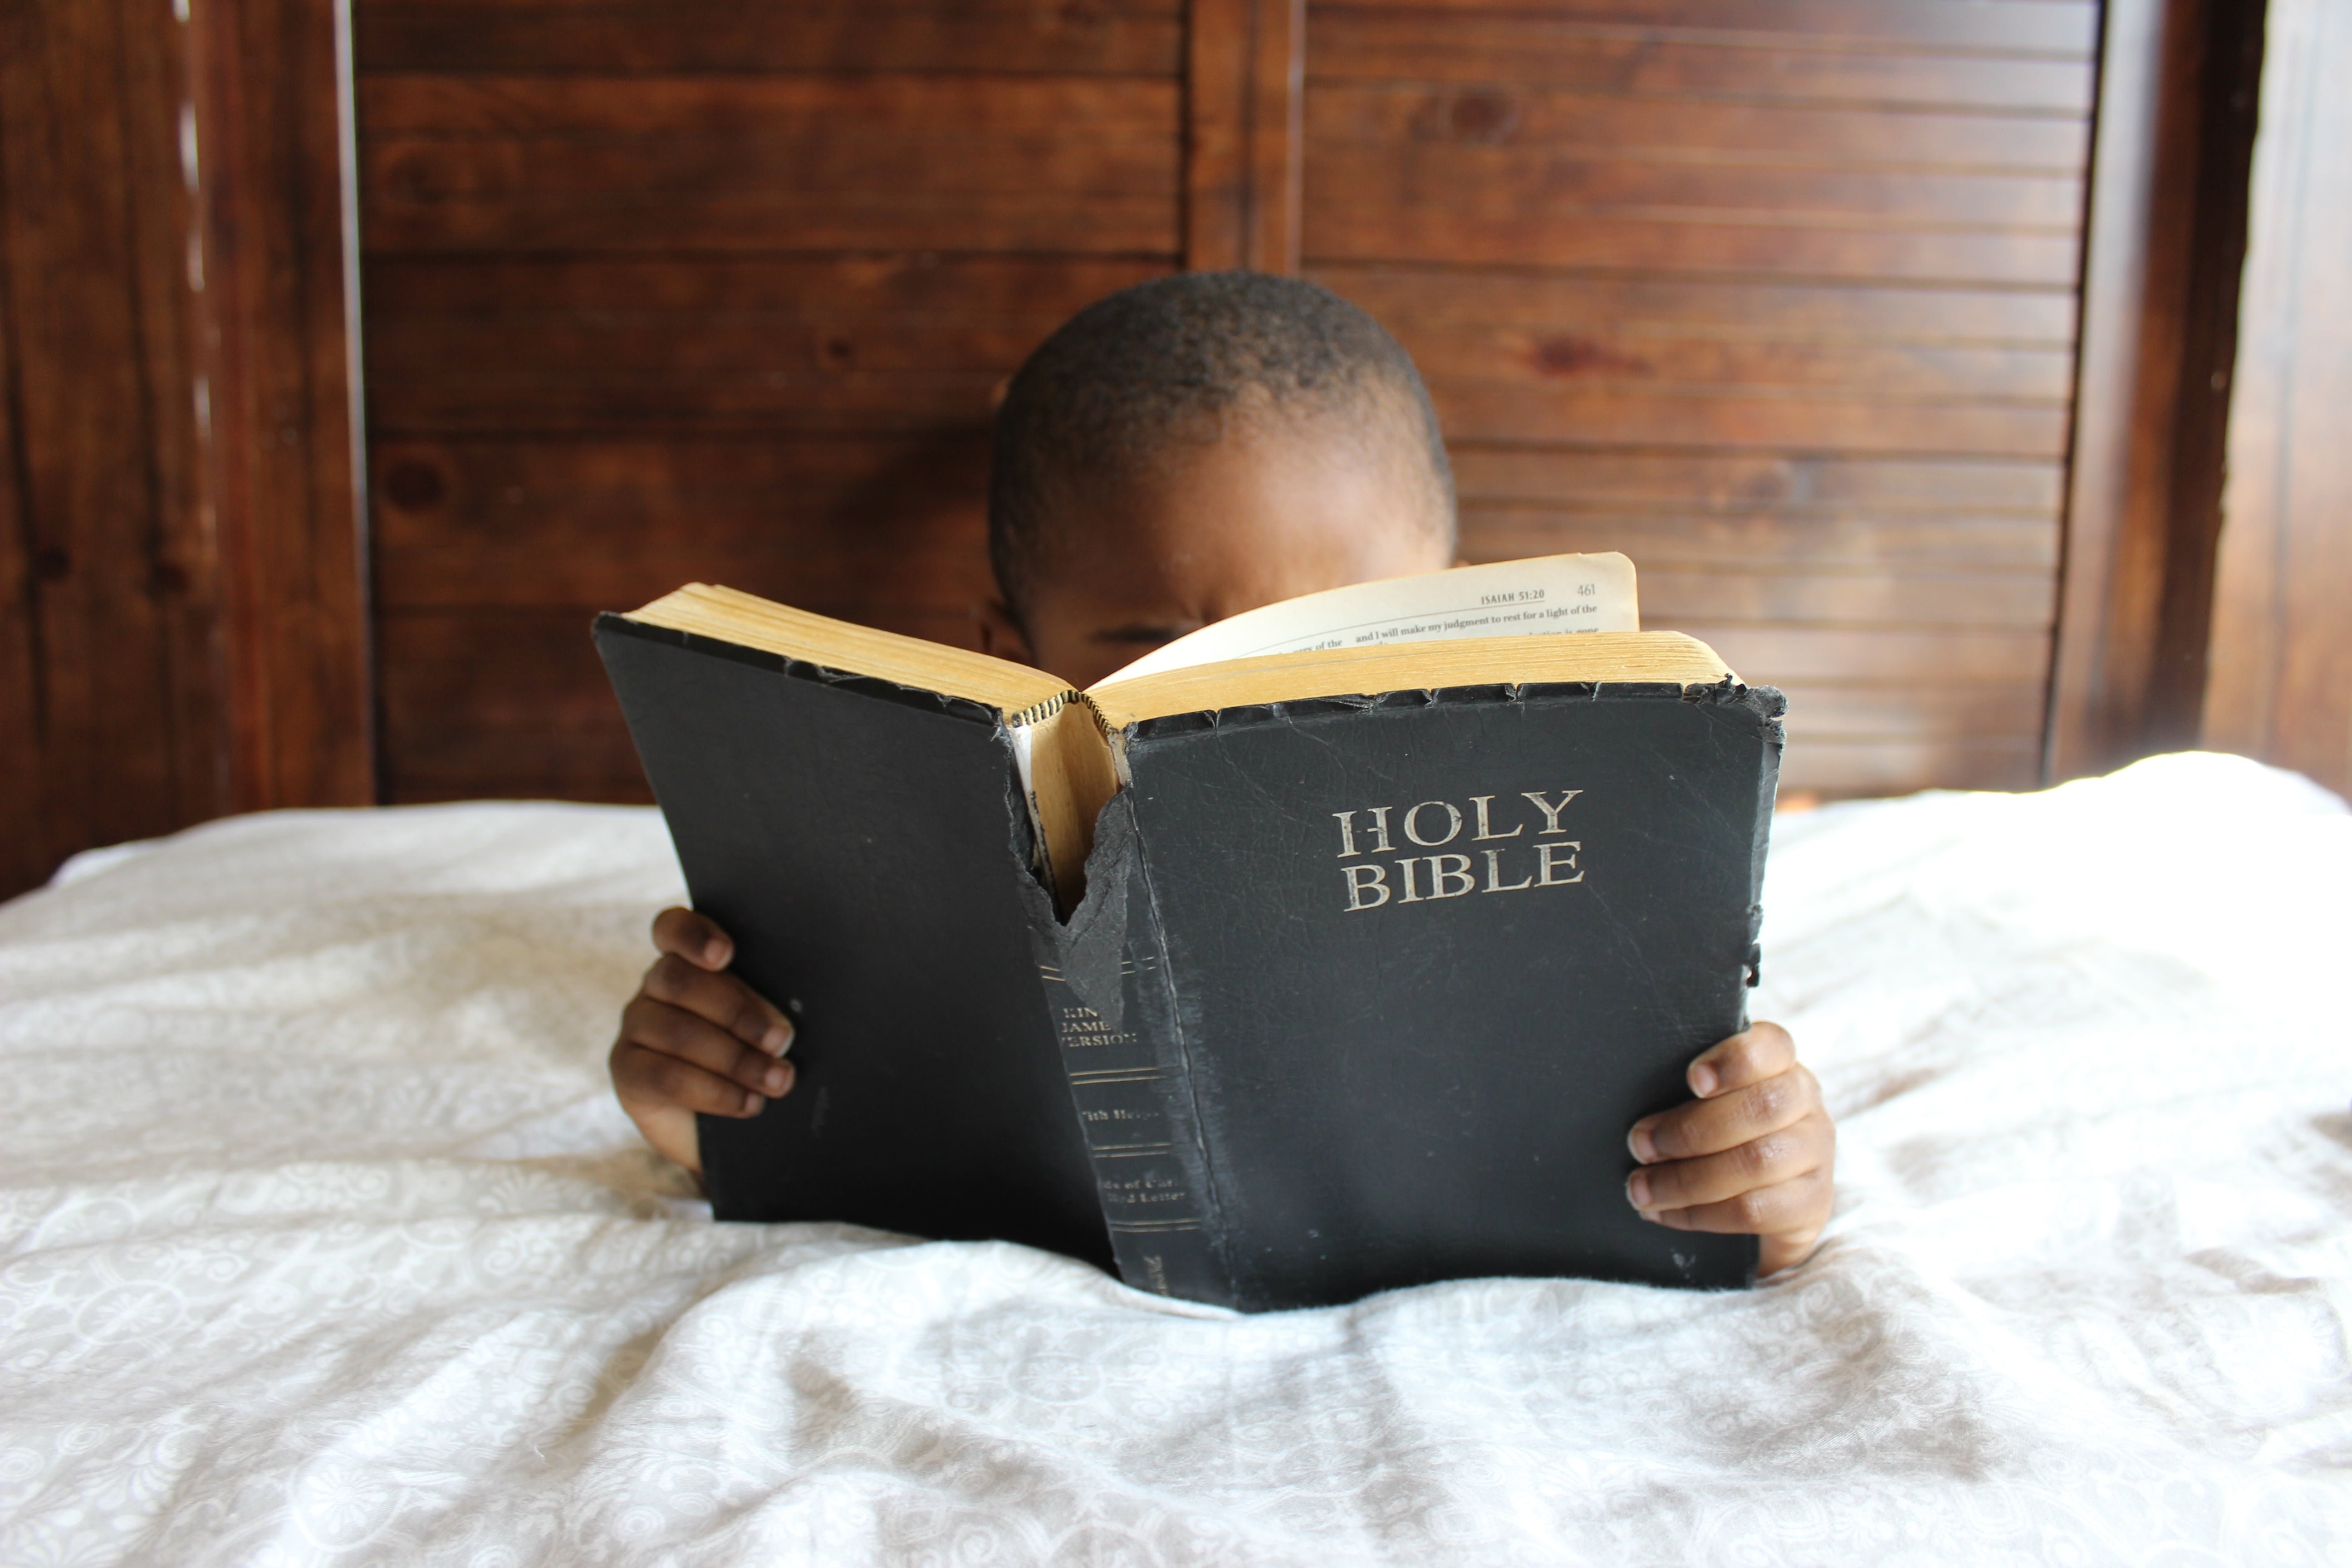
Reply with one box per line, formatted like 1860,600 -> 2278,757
1626,1021 -> 1834,1277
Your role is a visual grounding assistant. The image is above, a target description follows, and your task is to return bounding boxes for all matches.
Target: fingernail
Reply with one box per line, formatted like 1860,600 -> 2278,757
764,1023 -> 794,1057
741,1091 -> 763,1114
763,1063 -> 791,1095
1627,1118 -> 1660,1164
1690,1062 -> 1719,1098
1626,1170 -> 1651,1210
704,941 -> 729,966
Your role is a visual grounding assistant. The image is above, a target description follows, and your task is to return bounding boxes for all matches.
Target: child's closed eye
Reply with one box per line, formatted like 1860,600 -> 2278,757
1091,622 -> 1197,649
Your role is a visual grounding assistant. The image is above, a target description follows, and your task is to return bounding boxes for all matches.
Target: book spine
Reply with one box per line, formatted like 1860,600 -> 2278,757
1031,794 -> 1228,1306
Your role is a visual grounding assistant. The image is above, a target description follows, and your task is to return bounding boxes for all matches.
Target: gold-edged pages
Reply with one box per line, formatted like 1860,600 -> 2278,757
624,575 -> 1733,912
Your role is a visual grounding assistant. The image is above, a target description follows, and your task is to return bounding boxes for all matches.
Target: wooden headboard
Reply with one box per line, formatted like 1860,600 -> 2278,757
5,0 -> 2337,899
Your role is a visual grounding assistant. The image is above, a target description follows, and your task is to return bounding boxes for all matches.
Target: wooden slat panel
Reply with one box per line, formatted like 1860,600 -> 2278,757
1772,680 -> 2047,741
365,253 -> 1163,314
358,75 -> 1181,254
377,605 -> 986,804
1307,205 -> 2079,285
0,0 -> 220,896
1308,15 -> 2093,113
1777,737 -> 2042,793
355,1 -> 1183,77
370,437 -> 995,611
1317,265 -> 2078,347
1450,449 -> 2064,513
2202,0 -> 2352,798
1429,384 -> 2067,457
377,608 -> 653,803
1636,566 -> 2052,628
1463,509 -> 2058,573
364,256 -> 1166,434
1681,623 -> 2050,682
1319,0 -> 2098,56
1311,84 -> 2087,173
1306,134 -> 2082,230
1416,335 -> 2072,402
1308,21 -> 2098,115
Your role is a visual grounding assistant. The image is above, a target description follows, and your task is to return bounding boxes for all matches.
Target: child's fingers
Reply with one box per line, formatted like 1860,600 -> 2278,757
1629,1060 -> 1819,1163
1633,1166 -> 1833,1240
1625,1109 -> 1832,1216
1683,1020 -> 1796,1099
652,906 -> 735,970
641,953 -> 794,1055
612,1038 -> 771,1119
617,995 -> 796,1104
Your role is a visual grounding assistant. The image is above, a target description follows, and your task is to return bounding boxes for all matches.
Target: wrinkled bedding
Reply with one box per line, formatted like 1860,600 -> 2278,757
1,752 -> 2347,1565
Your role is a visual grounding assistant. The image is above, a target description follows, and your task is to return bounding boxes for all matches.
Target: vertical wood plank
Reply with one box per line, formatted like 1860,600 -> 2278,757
1184,0 -> 1301,272
2202,0 -> 2352,799
187,0 -> 374,810
2047,0 -> 2185,781
2047,0 -> 2262,779
0,0 -> 222,898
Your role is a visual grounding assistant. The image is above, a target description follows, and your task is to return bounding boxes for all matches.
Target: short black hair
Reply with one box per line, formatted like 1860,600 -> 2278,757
987,272 -> 1455,623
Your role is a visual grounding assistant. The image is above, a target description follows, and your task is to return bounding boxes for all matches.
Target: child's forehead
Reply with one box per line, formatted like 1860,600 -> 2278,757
1038,408 -> 1450,588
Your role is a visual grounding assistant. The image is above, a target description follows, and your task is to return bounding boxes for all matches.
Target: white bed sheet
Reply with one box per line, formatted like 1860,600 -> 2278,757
1,752 -> 2347,1566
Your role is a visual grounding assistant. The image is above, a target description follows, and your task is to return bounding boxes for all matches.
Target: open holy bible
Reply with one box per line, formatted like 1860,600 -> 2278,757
594,554 -> 1784,1311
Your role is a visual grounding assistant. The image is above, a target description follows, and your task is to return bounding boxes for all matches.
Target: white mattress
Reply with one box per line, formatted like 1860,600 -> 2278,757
1,752 -> 2347,1565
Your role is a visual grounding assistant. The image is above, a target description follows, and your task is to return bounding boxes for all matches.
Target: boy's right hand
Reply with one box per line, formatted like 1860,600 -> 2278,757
610,908 -> 795,1175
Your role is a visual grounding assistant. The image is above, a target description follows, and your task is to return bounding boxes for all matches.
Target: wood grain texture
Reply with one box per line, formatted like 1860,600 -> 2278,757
0,0 -> 220,898
358,74 -> 1181,255
1185,0 -> 1303,270
1318,0 -> 2098,54
1309,13 -> 2094,113
355,0 -> 1183,77
363,255 -> 1168,434
356,3 -> 1183,801
190,0 -> 374,811
2047,0 -> 2263,780
1297,0 -> 2103,794
353,0 -> 2123,804
370,436 -> 995,610
2201,0 -> 2352,799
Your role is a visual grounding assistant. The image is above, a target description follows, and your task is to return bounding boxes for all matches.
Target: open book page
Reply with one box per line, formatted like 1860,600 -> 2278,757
1093,554 -> 1638,686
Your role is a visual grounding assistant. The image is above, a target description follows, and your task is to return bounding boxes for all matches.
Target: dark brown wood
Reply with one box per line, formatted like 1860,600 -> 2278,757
188,0 -> 374,811
1300,0 -> 2114,796
1451,448 -> 2064,514
357,2 -> 1188,802
0,0 -> 221,898
1465,509 -> 2059,574
1320,265 -> 2081,345
370,436 -> 995,609
1185,0 -> 1303,270
1310,15 -> 2095,113
1429,385 -> 2067,458
376,604 -> 985,804
1313,83 -> 2088,172
1321,0 -> 2097,52
362,255 -> 1168,434
2202,0 -> 2352,799
358,74 -> 1181,256
1308,208 -> 2082,287
355,1 -> 1183,77
2047,0 -> 2265,780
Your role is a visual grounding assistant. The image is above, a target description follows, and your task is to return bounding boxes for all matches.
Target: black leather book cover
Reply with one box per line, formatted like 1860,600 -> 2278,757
1105,681 -> 1780,1308
593,616 -> 1112,1269
600,612 -> 1780,1310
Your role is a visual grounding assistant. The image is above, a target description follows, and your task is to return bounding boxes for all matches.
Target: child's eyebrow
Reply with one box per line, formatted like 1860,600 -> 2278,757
1091,622 -> 1197,647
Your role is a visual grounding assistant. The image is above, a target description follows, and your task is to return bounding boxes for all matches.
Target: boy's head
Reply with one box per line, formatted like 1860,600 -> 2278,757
985,272 -> 1456,688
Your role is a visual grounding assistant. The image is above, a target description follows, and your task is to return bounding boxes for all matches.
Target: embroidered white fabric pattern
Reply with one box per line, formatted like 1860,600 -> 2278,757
0,753 -> 2346,1565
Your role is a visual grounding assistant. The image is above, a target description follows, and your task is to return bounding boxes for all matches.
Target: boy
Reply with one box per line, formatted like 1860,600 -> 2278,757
610,274 -> 1836,1277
